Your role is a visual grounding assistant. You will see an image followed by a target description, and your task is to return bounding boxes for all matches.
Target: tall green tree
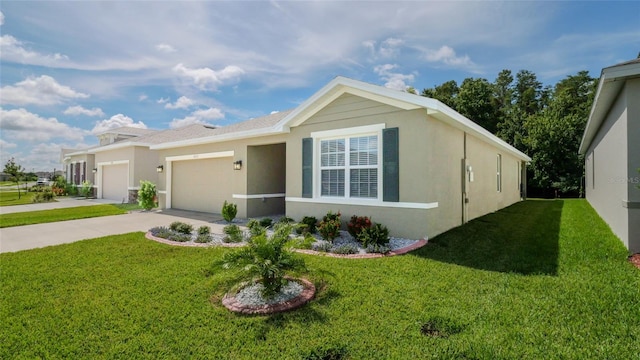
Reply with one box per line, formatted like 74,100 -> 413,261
421,80 -> 459,110
525,71 -> 596,195
457,77 -> 499,133
3,158 -> 25,199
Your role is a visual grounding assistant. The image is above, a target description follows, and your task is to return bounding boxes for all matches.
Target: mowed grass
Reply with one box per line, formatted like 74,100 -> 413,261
0,205 -> 127,228
1,199 -> 638,359
0,191 -> 37,206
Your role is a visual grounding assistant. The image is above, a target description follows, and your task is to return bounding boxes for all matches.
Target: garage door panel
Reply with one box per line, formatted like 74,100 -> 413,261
102,164 -> 128,201
172,159 -> 233,213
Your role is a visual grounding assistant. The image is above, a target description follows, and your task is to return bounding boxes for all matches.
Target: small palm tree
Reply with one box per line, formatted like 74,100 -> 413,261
218,224 -> 306,298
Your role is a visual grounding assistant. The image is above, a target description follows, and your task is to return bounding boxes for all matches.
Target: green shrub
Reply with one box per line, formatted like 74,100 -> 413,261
357,223 -> 390,247
295,223 -> 309,235
286,234 -> 316,250
137,180 -> 157,210
65,183 -> 78,196
197,226 -> 211,235
332,244 -> 359,255
312,242 -> 333,253
167,233 -> 191,242
277,216 -> 295,224
317,211 -> 341,242
301,216 -> 318,234
221,200 -> 237,223
218,224 -> 306,298
149,226 -> 172,239
80,181 -> 93,198
247,219 -> 266,237
347,215 -> 372,238
195,234 -> 212,243
169,221 -> 193,235
259,217 -> 273,228
365,244 -> 390,254
223,224 -> 244,243
32,189 -> 55,203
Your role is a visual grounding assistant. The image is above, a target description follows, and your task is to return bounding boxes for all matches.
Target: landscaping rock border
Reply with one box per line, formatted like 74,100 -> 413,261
145,231 -> 428,257
222,277 -> 315,315
145,231 -> 246,248
629,253 -> 640,270
294,239 -> 428,258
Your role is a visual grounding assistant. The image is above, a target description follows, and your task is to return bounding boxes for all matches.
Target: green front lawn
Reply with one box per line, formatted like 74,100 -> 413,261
1,199 -> 638,359
0,205 -> 127,228
0,191 -> 37,206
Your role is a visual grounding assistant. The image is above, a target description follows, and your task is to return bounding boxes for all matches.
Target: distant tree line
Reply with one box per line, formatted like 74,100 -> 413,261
418,69 -> 596,197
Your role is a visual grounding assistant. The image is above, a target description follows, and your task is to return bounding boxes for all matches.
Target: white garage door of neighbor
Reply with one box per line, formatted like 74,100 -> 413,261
102,164 -> 129,202
171,158 -> 233,213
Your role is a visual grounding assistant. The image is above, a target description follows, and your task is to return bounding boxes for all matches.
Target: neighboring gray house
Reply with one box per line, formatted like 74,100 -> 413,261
579,58 -> 640,254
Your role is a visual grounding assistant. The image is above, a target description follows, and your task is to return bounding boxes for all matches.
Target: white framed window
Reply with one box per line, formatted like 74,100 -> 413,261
314,125 -> 383,200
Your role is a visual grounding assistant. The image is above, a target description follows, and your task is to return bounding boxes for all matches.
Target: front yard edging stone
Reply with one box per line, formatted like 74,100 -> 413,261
145,232 -> 428,257
222,277 -> 315,315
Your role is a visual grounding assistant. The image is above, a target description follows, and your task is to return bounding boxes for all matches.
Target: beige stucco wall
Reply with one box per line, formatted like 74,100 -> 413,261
133,146 -> 160,189
585,80 -> 631,251
626,79 -> 640,253
285,93 -> 524,240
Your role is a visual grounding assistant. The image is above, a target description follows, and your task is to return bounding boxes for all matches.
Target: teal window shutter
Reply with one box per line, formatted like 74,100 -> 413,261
302,138 -> 313,198
383,128 -> 399,202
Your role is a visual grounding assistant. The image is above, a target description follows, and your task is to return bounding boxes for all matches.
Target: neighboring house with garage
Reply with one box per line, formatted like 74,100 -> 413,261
61,148 -> 95,187
152,77 -> 530,240
579,58 -> 640,254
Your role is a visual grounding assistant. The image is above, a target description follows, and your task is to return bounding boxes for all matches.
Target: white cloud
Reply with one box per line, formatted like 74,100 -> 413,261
0,107 -> 87,142
157,97 -> 169,104
373,64 -> 415,91
0,75 -> 89,106
270,110 -> 280,114
138,94 -> 148,102
165,96 -> 195,109
0,34 -> 69,66
169,107 -> 224,128
156,43 -> 176,53
63,105 -> 105,117
0,138 -> 17,149
173,63 -> 244,90
422,45 -> 475,67
92,114 -> 147,134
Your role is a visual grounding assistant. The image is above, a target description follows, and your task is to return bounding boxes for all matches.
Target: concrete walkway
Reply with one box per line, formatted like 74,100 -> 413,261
0,204 -> 225,253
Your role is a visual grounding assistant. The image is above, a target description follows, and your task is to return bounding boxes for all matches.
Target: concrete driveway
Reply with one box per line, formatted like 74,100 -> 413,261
0,201 -> 224,253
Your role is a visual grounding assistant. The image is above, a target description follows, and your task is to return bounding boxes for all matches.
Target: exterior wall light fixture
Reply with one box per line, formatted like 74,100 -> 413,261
156,165 -> 164,173
233,160 -> 242,170
92,168 -> 98,173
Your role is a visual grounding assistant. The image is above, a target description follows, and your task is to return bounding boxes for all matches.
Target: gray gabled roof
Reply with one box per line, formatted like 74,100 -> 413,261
579,58 -> 640,154
150,77 -> 530,162
95,126 -> 159,137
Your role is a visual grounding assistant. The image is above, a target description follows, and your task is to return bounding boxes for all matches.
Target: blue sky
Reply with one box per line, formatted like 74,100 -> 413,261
1,1 -> 638,172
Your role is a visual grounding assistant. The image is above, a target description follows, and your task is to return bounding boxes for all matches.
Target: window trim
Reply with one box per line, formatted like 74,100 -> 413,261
312,124 -> 385,200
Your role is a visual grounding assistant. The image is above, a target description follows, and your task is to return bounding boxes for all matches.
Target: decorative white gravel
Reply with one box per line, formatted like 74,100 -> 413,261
234,281 -> 304,306
388,237 -> 419,250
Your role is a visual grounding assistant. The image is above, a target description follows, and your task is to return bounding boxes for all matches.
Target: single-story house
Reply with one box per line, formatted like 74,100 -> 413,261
579,58 -> 640,254
152,77 -> 531,240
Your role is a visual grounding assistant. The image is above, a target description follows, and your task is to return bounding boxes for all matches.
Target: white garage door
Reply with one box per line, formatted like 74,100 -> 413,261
102,164 -> 129,202
171,158 -> 233,213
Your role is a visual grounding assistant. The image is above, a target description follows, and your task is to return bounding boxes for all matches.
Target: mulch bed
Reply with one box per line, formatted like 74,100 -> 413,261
629,253 -> 640,270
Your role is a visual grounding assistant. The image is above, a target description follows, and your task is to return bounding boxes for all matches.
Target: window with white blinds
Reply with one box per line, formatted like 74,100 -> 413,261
320,135 -> 379,198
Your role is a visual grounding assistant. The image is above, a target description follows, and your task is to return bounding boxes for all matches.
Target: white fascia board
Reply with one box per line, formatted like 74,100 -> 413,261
579,62 -> 640,154
150,128 -> 288,150
90,141 -> 151,153
165,150 -> 234,162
